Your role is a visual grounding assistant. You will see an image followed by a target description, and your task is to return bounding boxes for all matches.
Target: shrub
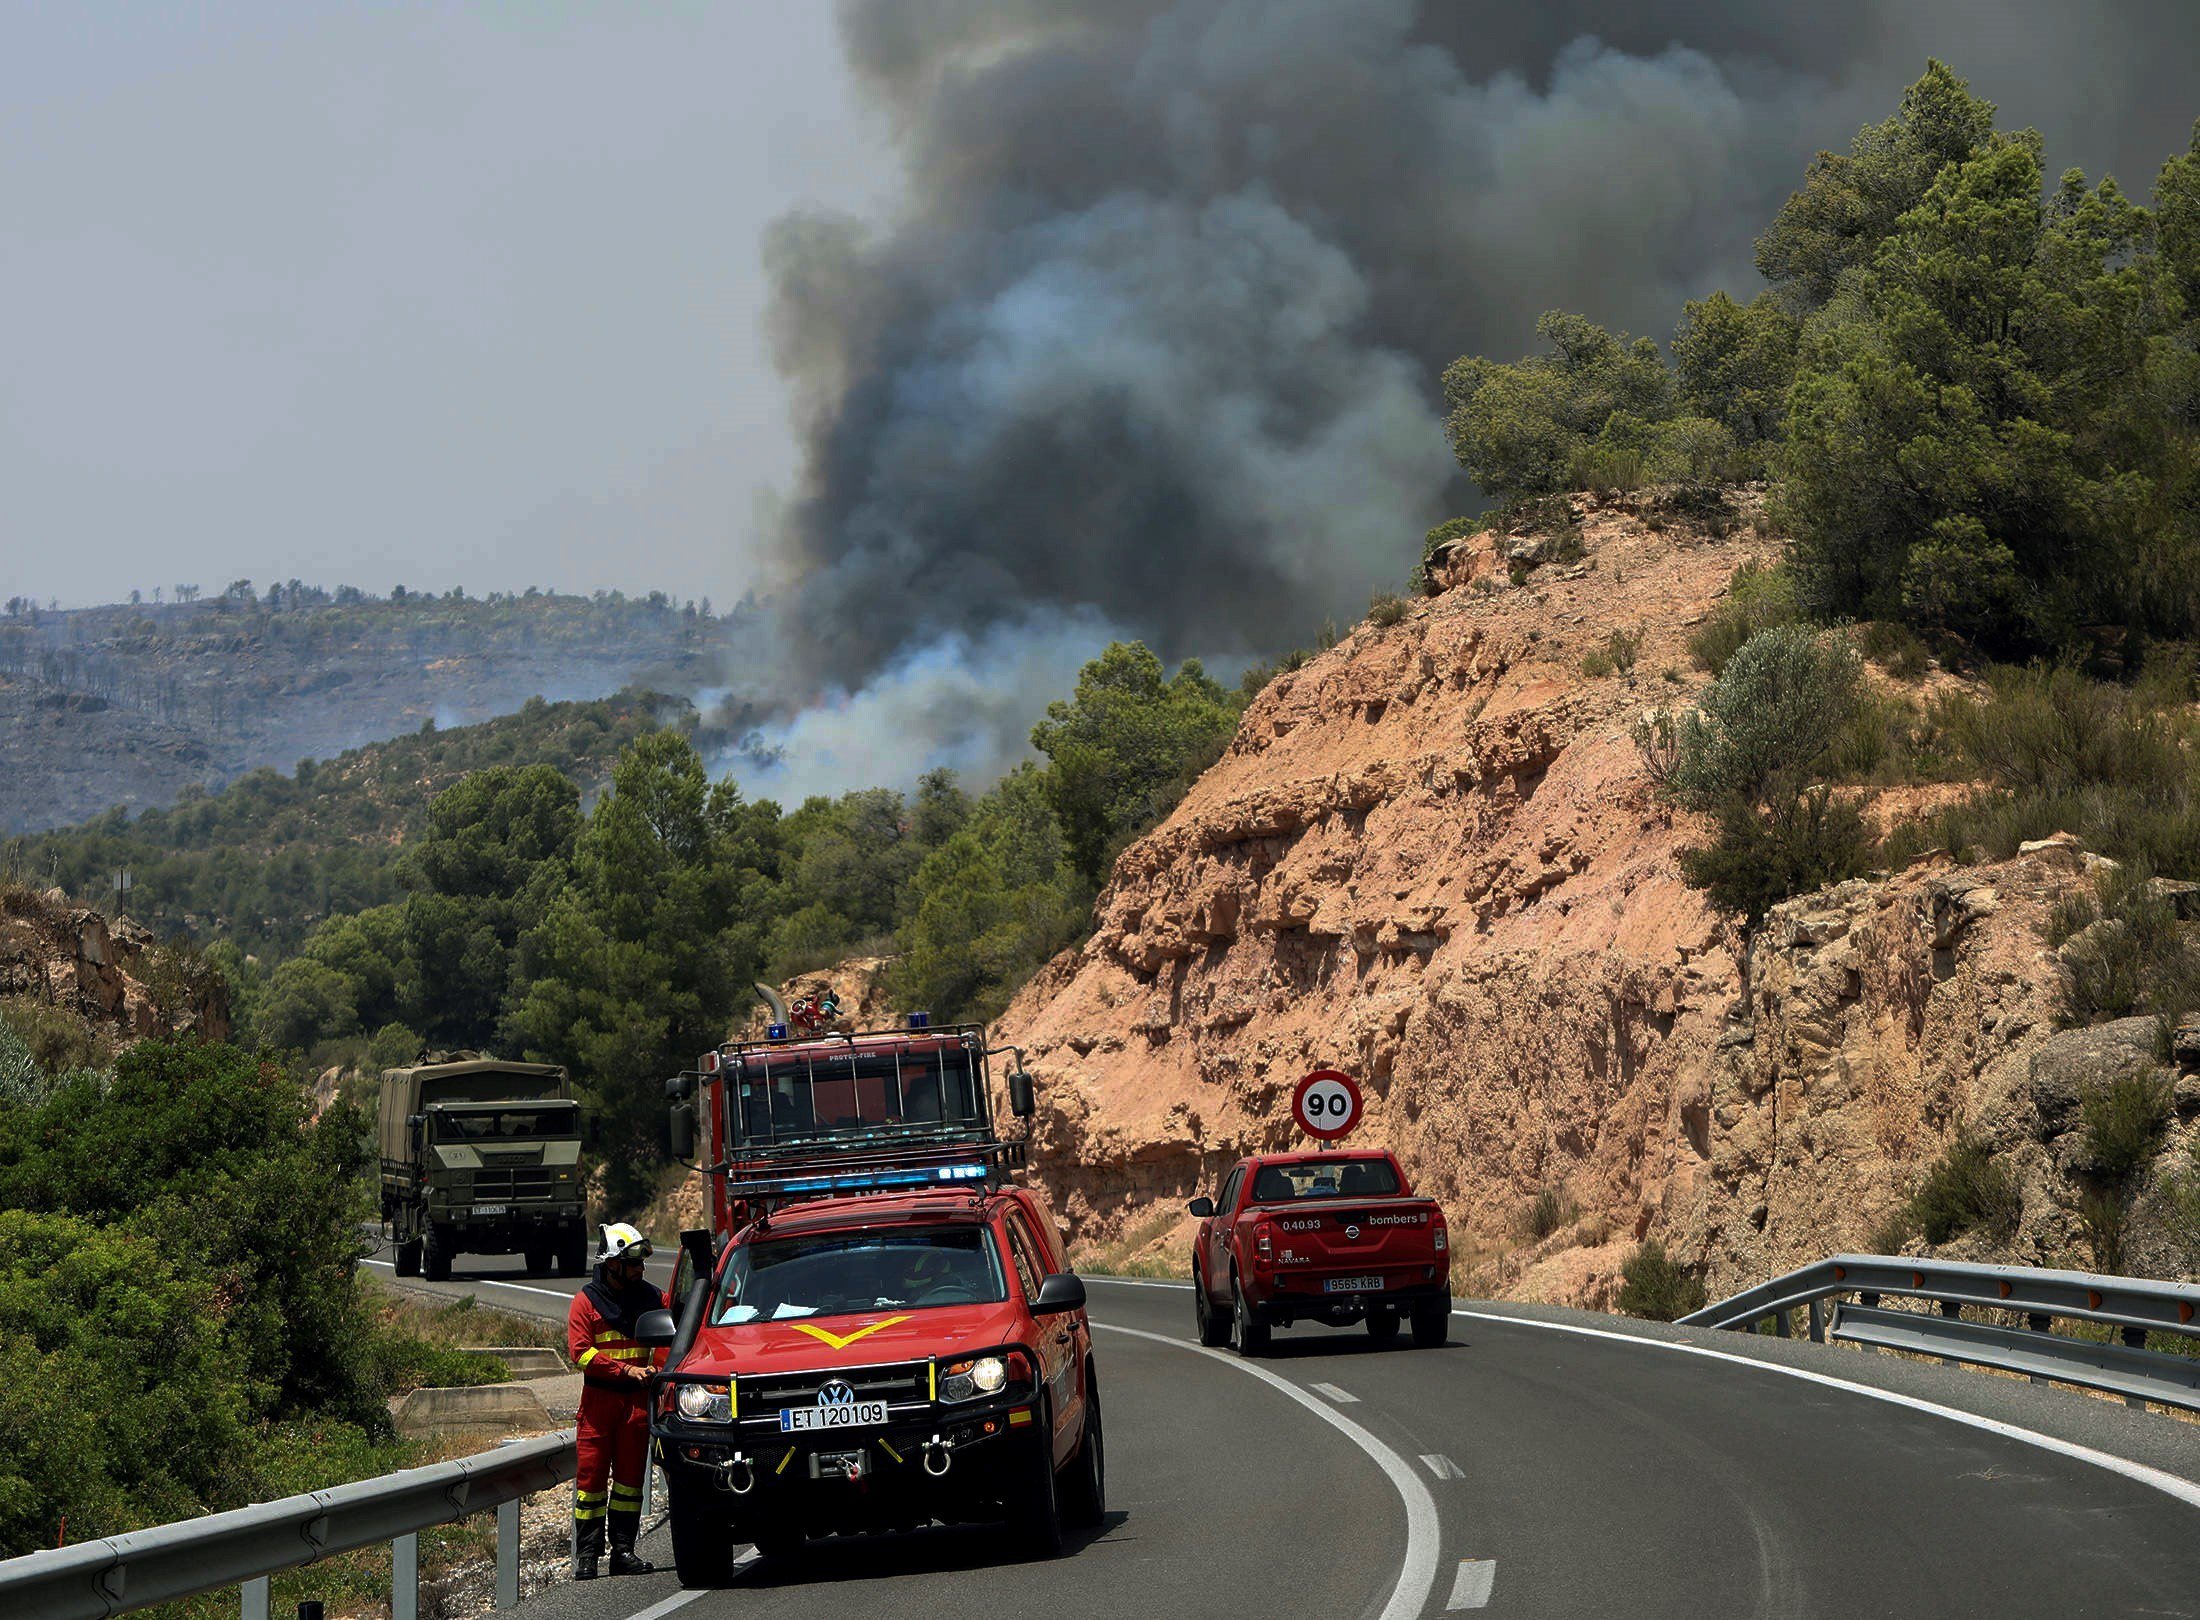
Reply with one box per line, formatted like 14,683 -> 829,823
1866,1202 -> 1920,1255
1616,1240 -> 1707,1321
1520,1187 -> 1573,1241
1677,786 -> 1876,926
2079,1188 -> 2132,1274
1908,1132 -> 2021,1245
1660,626 -> 1861,810
1858,620 -> 1931,680
1367,592 -> 1409,629
1688,561 -> 1800,675
0,996 -> 113,1077
2164,1151 -> 2200,1274
2075,1069 -> 2174,1187
2051,862 -> 2200,1030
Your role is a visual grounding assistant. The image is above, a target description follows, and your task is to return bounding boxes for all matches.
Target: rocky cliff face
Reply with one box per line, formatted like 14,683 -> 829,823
0,883 -> 230,1046
994,494 -> 2178,1300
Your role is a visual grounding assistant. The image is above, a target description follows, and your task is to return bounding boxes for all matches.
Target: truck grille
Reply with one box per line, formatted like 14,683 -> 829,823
473,1167 -> 556,1200
739,1360 -> 932,1414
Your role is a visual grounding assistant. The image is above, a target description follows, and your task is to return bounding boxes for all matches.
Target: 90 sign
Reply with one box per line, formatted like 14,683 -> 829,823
1291,1069 -> 1362,1141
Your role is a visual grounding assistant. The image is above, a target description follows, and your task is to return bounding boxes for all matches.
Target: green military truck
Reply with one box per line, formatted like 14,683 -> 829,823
378,1053 -> 589,1281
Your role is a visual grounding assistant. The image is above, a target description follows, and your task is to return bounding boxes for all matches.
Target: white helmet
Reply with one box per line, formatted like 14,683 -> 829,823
596,1222 -> 653,1265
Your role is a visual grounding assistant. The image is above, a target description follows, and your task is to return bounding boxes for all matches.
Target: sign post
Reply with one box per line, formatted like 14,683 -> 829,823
1291,1068 -> 1362,1146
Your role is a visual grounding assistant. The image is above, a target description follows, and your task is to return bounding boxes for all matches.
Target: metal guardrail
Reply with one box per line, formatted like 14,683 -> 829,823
1681,1254 -> 2200,1413
0,1431 -> 576,1620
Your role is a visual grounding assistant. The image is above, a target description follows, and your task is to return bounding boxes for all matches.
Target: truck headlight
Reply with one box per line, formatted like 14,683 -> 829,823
675,1383 -> 732,1422
938,1355 -> 1007,1403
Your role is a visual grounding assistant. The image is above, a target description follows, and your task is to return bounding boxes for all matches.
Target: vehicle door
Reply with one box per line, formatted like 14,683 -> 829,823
1005,1209 -> 1081,1466
1206,1164 -> 1245,1294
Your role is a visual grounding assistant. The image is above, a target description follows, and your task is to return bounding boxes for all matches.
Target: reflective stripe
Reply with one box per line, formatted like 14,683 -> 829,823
577,1347 -> 598,1367
574,1503 -> 607,1521
594,1330 -> 626,1343
609,1484 -> 643,1502
574,1488 -> 608,1503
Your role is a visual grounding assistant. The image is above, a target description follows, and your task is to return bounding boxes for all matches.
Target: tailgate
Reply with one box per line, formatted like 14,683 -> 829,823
1261,1199 -> 1440,1267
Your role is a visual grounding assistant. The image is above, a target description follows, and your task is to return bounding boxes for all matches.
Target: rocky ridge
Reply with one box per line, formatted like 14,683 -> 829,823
992,493 -> 2193,1302
0,881 -> 230,1047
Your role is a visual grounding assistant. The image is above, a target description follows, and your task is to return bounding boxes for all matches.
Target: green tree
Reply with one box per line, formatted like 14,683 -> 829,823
255,957 -> 360,1050
1671,290 -> 1799,449
1030,643 -> 1242,889
1755,59 -> 1997,312
507,732 -> 772,1198
1442,310 -> 1673,497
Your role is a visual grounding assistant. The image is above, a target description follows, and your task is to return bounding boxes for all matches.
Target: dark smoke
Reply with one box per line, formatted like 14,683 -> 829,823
733,0 -> 2200,793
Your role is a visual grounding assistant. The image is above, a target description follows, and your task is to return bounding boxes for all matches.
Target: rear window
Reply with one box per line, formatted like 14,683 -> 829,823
1249,1158 -> 1399,1202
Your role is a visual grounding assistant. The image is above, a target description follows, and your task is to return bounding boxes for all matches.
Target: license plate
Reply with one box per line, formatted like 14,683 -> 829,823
472,1205 -> 509,1216
1324,1275 -> 1383,1294
779,1401 -> 888,1432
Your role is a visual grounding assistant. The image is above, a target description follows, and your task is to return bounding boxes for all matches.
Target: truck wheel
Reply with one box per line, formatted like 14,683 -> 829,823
1410,1294 -> 1451,1348
422,1222 -> 453,1282
669,1487 -> 736,1586
1014,1420 -> 1063,1558
1193,1268 -> 1231,1347
1060,1378 -> 1106,1529
1366,1307 -> 1400,1344
560,1232 -> 589,1278
523,1244 -> 551,1275
1231,1274 -> 1270,1357
394,1238 -> 422,1278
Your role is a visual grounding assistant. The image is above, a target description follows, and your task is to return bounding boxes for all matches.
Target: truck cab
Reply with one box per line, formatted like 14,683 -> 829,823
646,1017 -> 1102,1582
378,1053 -> 588,1281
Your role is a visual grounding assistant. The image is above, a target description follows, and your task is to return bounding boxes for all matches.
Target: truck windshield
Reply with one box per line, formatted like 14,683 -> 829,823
1249,1158 -> 1401,1201
432,1107 -> 578,1141
713,1227 -> 1006,1323
728,1042 -> 986,1151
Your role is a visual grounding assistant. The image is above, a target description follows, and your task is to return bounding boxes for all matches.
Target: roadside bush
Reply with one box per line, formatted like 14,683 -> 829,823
1367,592 -> 1410,629
1660,626 -> 1859,810
1858,620 -> 1931,680
2163,1148 -> 2200,1275
1578,628 -> 1640,680
1908,1132 -> 2021,1245
1677,787 -> 1876,927
1687,561 -> 1800,675
1519,1187 -> 1573,1241
2076,1069 -> 2175,1187
2049,862 -> 2200,1030
1616,1240 -> 1707,1321
0,995 -> 114,1077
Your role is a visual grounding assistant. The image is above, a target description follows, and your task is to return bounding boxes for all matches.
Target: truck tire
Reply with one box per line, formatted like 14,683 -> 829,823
1231,1273 -> 1270,1357
1366,1307 -> 1400,1344
669,1487 -> 737,1586
523,1244 -> 551,1276
422,1222 -> 454,1282
394,1238 -> 422,1279
560,1231 -> 589,1278
1192,1268 -> 1231,1347
1014,1421 -> 1063,1559
1410,1294 -> 1450,1348
1060,1377 -> 1106,1529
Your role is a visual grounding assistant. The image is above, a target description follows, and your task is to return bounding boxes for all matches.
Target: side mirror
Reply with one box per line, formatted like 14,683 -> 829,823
665,1073 -> 694,1102
679,1227 -> 714,1284
633,1307 -> 679,1347
1007,1069 -> 1036,1119
1031,1271 -> 1087,1315
668,1103 -> 694,1160
1187,1196 -> 1215,1218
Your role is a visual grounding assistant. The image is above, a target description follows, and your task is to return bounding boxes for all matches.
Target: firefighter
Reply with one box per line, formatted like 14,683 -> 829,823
567,1222 -> 666,1578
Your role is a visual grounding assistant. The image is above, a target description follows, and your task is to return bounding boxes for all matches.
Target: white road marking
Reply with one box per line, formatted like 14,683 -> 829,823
360,1257 -> 579,1303
1097,1322 -> 1442,1620
1421,1453 -> 1464,1480
1455,1307 -> 2200,1514
1310,1381 -> 1359,1404
619,1549 -> 756,1619
1446,1559 -> 1497,1610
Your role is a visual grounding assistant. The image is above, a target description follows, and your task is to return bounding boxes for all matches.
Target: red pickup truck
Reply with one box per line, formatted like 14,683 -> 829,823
1188,1150 -> 1450,1354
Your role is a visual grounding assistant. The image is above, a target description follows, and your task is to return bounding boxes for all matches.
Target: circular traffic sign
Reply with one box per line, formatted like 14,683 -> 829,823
1292,1069 -> 1362,1141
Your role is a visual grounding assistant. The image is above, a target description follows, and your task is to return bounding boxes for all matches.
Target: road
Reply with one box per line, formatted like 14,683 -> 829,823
367,1254 -> 2200,1618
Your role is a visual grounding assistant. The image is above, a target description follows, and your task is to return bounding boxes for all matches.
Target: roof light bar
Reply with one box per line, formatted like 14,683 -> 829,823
727,1160 -> 994,1201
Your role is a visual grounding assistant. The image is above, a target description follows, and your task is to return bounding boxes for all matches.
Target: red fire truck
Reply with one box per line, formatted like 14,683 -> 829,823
640,1012 -> 1102,1582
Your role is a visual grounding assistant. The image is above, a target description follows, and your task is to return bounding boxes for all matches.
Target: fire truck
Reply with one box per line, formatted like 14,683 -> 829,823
638,1009 -> 1103,1582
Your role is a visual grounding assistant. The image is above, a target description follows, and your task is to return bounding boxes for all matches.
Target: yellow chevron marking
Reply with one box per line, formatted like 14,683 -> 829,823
787,1315 -> 909,1352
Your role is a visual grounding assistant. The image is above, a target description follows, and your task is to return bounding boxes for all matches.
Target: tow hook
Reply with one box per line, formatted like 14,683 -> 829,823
716,1453 -> 755,1495
922,1435 -> 953,1477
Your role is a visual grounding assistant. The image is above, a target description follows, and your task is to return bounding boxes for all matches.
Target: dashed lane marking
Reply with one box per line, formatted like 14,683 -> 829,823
1310,1381 -> 1359,1404
1421,1453 -> 1465,1480
1097,1322 -> 1442,1620
1447,1559 -> 1497,1610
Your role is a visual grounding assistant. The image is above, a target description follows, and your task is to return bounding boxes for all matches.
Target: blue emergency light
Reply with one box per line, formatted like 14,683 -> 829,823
908,1010 -> 932,1030
766,1022 -> 789,1040
734,1159 -> 993,1199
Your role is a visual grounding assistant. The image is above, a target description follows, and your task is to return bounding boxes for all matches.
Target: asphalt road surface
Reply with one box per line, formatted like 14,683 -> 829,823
365,1254 -> 2200,1618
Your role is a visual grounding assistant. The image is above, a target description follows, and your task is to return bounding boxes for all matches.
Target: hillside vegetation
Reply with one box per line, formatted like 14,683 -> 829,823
0,584 -> 722,833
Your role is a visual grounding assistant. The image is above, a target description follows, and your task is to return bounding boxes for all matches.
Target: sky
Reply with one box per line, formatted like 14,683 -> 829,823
0,3 -> 881,610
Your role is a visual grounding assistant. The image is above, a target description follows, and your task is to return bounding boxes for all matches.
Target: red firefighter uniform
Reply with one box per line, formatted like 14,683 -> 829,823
567,1260 -> 668,1575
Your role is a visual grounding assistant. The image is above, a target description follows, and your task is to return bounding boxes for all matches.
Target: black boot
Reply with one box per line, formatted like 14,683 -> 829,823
573,1514 -> 604,1580
608,1512 -> 654,1576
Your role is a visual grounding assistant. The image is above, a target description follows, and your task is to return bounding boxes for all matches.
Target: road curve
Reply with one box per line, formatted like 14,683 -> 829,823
372,1257 -> 2200,1618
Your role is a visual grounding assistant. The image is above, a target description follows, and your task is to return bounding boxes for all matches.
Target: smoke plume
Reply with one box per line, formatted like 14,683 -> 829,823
730,0 -> 2200,796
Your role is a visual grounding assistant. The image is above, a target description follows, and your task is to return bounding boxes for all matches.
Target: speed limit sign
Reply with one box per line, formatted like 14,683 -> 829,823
1292,1069 -> 1362,1141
